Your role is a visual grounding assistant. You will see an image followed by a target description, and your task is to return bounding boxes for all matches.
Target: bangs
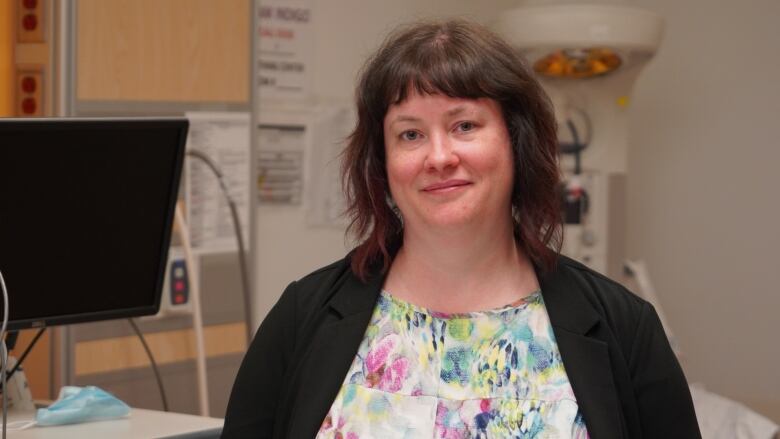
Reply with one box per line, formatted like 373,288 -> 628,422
381,38 -> 502,107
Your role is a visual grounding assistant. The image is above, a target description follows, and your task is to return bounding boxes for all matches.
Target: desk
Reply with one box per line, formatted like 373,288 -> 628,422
5,408 -> 223,438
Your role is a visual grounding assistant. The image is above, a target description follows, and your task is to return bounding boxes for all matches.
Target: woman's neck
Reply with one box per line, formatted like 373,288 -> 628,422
384,222 -> 540,313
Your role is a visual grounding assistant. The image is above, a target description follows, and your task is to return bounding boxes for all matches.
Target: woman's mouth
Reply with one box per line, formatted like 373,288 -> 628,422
422,180 -> 471,193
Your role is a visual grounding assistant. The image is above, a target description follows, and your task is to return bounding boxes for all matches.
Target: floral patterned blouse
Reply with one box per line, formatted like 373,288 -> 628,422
316,289 -> 590,438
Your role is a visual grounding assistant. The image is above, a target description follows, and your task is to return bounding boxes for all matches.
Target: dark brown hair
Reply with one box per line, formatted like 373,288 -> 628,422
342,19 -> 561,280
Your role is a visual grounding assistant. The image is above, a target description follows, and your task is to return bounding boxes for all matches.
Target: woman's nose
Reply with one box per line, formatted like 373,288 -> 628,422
424,133 -> 460,171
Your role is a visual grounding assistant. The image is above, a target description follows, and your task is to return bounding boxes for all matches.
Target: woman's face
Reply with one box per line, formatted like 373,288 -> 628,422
383,91 -> 515,234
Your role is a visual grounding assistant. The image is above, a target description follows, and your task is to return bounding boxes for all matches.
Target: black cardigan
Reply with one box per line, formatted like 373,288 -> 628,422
222,255 -> 701,438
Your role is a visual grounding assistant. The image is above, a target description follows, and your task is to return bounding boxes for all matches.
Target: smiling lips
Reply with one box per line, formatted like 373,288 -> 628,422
422,179 -> 471,193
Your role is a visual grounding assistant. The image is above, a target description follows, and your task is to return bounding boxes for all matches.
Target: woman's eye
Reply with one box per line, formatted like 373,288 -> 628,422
457,121 -> 475,132
400,130 -> 420,141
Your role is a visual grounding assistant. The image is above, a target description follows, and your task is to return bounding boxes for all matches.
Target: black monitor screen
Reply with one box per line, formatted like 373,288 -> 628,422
0,118 -> 187,330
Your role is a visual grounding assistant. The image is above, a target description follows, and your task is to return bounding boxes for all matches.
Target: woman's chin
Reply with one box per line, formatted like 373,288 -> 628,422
417,209 -> 482,230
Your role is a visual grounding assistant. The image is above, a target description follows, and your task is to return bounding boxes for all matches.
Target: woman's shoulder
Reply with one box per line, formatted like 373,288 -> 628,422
281,255 -> 354,304
279,252 -> 381,320
555,255 -> 646,308
296,255 -> 354,287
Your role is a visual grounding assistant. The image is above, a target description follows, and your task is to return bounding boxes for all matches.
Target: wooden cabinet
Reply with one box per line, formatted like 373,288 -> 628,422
76,0 -> 250,103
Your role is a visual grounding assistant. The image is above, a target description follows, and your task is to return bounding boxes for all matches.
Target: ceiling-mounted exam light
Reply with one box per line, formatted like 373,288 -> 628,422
495,3 -> 664,174
534,48 -> 622,78
496,4 -> 664,78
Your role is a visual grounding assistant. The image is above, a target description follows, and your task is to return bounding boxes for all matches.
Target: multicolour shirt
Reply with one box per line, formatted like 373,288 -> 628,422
317,289 -> 590,438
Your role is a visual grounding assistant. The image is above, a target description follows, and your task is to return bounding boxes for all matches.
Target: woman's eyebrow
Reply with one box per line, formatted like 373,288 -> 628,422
444,105 -> 471,117
389,105 -> 475,126
388,115 -> 422,125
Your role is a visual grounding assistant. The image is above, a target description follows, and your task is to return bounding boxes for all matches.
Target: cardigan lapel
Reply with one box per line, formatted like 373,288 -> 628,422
538,261 -> 626,439
287,269 -> 383,438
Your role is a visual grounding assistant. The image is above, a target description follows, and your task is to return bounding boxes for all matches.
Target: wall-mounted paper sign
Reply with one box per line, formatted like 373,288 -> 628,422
305,105 -> 353,227
185,112 -> 250,253
256,123 -> 305,205
255,0 -> 313,103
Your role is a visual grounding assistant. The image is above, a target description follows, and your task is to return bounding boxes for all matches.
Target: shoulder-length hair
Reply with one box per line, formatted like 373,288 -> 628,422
342,19 -> 562,280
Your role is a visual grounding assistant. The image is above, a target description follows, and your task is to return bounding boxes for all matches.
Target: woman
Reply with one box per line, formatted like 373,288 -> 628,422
223,20 -> 700,438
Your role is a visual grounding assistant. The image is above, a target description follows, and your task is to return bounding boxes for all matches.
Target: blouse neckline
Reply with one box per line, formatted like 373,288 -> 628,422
379,288 -> 543,320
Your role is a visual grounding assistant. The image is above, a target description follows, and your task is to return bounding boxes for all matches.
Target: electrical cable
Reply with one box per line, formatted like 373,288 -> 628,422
0,342 -> 6,439
559,107 -> 592,176
4,328 -> 45,381
570,107 -> 592,146
1,269 -> 11,439
185,150 -> 253,342
4,333 -> 17,352
127,319 -> 169,412
566,119 -> 583,175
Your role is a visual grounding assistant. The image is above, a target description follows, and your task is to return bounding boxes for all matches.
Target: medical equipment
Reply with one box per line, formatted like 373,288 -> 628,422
185,149 -> 252,343
172,203 -> 211,417
496,3 -> 663,278
496,3 -> 663,174
156,248 -> 194,316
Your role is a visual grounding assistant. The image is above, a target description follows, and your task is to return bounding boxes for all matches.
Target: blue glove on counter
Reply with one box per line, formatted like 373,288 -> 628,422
36,386 -> 131,426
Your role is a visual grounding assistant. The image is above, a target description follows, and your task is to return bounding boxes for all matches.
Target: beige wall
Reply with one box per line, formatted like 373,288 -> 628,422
628,0 -> 780,422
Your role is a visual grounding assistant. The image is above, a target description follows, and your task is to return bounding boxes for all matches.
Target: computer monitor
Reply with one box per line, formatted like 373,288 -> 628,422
0,118 -> 188,330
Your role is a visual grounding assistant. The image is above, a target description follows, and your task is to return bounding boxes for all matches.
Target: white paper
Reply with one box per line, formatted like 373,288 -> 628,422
185,112 -> 250,253
255,0 -> 313,103
305,105 -> 354,227
256,123 -> 305,205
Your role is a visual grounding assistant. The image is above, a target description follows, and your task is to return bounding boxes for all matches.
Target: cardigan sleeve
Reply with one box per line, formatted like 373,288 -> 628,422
629,301 -> 702,438
222,281 -> 298,439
